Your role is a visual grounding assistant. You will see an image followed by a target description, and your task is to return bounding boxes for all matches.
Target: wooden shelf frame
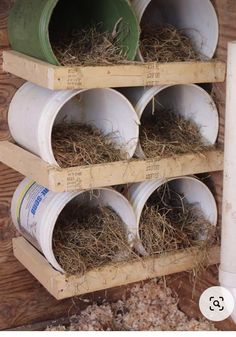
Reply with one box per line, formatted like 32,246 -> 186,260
0,141 -> 224,192
3,51 -> 226,90
13,237 -> 220,300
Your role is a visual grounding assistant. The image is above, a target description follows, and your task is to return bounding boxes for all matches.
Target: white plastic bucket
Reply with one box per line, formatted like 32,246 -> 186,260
119,84 -> 219,158
128,176 -> 217,253
8,82 -> 140,166
131,0 -> 219,61
11,178 -> 139,273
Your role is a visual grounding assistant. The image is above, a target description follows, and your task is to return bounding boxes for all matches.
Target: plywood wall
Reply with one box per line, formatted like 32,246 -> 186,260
0,0 -> 235,330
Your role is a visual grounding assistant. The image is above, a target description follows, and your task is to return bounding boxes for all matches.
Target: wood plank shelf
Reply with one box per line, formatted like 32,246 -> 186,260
3,50 -> 226,90
13,237 -> 220,300
0,141 -> 224,192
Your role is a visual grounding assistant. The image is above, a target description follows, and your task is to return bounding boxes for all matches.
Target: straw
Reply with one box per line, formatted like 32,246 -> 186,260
53,205 -> 136,275
52,22 -> 130,66
139,184 -> 216,256
140,108 -> 213,158
52,123 -> 125,168
140,24 -> 202,62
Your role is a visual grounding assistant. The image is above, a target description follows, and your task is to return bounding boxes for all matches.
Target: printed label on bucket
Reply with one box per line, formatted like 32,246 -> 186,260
16,181 -> 49,246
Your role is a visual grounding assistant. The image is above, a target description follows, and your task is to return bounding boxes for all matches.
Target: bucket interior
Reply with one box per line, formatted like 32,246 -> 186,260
49,0 -> 139,61
139,0 -> 218,59
140,85 -> 218,146
51,189 -> 136,272
51,89 -> 139,164
167,178 -> 216,226
138,178 -> 217,247
56,189 -> 137,236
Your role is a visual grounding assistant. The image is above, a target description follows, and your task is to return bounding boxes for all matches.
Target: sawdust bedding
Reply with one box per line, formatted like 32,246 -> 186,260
46,279 -> 216,331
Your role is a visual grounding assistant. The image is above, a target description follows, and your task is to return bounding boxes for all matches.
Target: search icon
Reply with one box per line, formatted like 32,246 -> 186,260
213,300 -> 221,308
199,286 -> 235,321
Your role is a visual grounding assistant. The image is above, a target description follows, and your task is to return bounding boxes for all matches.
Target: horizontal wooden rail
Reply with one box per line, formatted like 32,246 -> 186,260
0,142 -> 224,191
3,51 -> 226,90
13,237 -> 220,300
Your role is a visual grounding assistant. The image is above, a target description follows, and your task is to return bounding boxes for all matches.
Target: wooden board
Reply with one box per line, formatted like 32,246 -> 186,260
3,50 -> 226,90
13,237 -> 220,301
0,141 -> 224,191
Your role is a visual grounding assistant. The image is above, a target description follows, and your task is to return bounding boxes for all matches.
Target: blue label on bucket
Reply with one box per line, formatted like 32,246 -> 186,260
30,188 -> 49,216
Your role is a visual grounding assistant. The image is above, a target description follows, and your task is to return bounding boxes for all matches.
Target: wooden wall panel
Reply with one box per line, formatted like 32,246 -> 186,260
0,0 -> 234,330
0,0 -> 73,330
0,0 -> 12,48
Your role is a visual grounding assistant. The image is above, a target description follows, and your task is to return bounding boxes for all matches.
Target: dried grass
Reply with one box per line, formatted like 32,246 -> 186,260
140,24 -> 202,62
52,123 -> 125,168
139,184 -> 216,256
140,108 -> 213,158
52,22 -> 129,66
53,205 -> 136,275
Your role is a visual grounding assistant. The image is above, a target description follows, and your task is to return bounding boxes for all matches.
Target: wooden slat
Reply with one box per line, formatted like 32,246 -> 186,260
52,149 -> 224,191
13,237 -> 220,300
0,141 -> 224,191
0,142 -> 52,188
3,50 -> 226,90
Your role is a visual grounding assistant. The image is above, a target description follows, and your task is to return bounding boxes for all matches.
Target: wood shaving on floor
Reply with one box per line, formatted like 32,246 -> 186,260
46,279 -> 216,331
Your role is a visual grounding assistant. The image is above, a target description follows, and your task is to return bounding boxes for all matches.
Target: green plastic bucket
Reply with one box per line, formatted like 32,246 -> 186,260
8,0 -> 140,65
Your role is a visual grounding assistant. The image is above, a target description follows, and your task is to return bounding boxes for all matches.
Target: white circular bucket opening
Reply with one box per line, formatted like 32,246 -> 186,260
136,84 -> 219,158
33,188 -> 138,272
47,188 -> 138,272
49,88 -> 139,166
128,176 -> 218,254
8,83 -> 139,167
131,0 -> 219,61
11,178 -> 138,274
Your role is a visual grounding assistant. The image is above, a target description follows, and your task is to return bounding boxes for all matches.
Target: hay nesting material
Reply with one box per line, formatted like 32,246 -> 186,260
53,205 -> 135,275
52,23 -> 129,66
52,123 -> 125,168
139,184 -> 216,256
140,24 -> 202,63
140,109 -> 213,158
